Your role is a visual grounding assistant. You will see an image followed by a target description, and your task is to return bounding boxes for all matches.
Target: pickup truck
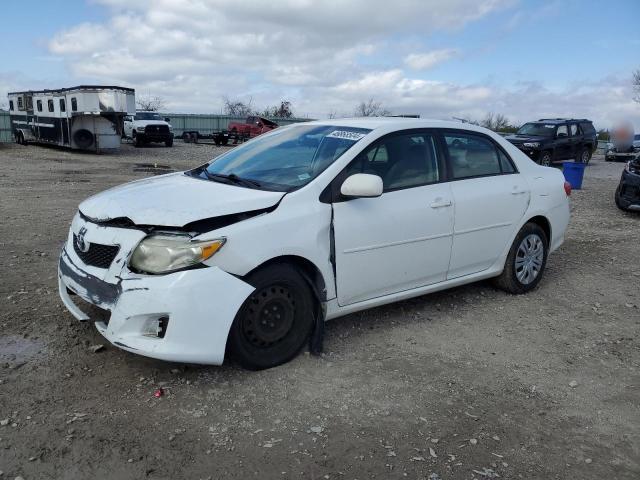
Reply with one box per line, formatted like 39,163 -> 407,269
124,111 -> 173,147
227,116 -> 278,140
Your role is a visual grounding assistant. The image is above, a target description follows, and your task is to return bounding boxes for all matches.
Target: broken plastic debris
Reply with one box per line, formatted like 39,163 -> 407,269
154,388 -> 164,398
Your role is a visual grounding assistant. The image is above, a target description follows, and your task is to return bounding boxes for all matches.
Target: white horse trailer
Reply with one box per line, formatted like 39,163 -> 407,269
7,86 -> 135,152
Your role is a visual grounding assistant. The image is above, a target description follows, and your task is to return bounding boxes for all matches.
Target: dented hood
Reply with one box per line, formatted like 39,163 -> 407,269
79,172 -> 285,227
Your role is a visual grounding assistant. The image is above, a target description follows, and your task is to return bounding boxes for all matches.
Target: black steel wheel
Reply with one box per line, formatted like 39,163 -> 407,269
227,264 -> 315,370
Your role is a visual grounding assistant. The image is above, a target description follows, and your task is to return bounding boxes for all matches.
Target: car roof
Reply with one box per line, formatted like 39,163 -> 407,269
533,118 -> 592,124
302,117 -> 487,131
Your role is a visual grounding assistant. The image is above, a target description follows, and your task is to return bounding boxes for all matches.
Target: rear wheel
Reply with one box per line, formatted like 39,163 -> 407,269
539,151 -> 552,166
576,146 -> 591,164
227,264 -> 315,370
494,223 -> 548,294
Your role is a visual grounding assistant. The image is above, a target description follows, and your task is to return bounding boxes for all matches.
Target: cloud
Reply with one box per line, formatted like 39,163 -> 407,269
404,49 -> 459,70
28,0 -> 639,129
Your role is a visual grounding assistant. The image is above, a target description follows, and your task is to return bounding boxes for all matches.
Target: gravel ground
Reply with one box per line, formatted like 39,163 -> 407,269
0,141 -> 638,480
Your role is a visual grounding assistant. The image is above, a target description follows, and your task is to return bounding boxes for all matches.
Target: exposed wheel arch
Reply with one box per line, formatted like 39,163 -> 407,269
245,255 -> 327,303
526,215 -> 551,245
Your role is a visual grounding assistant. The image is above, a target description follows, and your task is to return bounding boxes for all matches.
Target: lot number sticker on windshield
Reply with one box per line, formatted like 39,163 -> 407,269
327,130 -> 367,141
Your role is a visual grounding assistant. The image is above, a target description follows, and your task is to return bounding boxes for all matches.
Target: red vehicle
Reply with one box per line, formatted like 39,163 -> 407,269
228,116 -> 278,139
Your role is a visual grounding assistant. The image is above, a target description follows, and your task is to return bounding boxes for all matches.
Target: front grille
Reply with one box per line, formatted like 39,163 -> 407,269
144,125 -> 169,134
73,234 -> 120,269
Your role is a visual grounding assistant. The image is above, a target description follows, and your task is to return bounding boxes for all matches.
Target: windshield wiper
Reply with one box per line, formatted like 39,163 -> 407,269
202,170 -> 262,188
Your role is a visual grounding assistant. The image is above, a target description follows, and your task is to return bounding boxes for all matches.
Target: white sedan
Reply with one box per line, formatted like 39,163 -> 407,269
58,118 -> 570,369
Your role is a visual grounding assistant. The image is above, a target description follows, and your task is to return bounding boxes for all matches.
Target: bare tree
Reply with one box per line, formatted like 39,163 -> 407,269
633,69 -> 640,103
223,96 -> 256,116
136,95 -> 166,112
262,100 -> 294,118
480,112 -> 511,131
354,98 -> 391,117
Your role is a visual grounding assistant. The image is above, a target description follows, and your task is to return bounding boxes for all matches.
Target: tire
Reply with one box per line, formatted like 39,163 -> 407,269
165,137 -> 173,147
73,129 -> 94,149
221,137 -> 229,146
227,264 -> 315,370
576,146 -> 591,164
133,132 -> 144,148
538,151 -> 552,166
615,185 -> 627,211
16,132 -> 25,145
494,222 -> 549,294
231,128 -> 238,144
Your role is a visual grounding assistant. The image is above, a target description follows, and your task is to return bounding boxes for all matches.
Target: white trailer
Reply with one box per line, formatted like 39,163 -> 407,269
7,85 -> 135,152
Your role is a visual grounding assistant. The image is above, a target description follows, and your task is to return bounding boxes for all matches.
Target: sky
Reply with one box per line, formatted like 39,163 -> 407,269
1,0 -> 639,129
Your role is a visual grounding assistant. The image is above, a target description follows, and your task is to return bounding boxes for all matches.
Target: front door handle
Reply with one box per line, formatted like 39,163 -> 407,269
430,198 -> 452,208
511,186 -> 528,195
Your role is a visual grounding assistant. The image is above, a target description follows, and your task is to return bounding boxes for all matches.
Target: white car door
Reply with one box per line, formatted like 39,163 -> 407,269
332,131 -> 454,306
443,132 -> 530,279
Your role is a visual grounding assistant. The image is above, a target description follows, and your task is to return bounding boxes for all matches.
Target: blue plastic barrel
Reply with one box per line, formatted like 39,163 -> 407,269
562,161 -> 587,190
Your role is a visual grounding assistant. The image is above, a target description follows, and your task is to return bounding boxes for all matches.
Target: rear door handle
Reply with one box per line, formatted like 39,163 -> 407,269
511,186 -> 528,195
430,198 -> 452,208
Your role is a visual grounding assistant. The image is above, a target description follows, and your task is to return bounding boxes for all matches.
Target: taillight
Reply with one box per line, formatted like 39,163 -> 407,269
563,181 -> 572,196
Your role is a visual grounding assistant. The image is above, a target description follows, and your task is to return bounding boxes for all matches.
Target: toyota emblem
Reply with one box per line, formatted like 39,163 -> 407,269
76,226 -> 90,253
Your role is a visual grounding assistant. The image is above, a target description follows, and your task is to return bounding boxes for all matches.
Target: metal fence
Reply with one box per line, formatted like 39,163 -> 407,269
0,111 -> 310,143
160,113 -> 310,137
0,111 -> 613,149
0,111 -> 11,143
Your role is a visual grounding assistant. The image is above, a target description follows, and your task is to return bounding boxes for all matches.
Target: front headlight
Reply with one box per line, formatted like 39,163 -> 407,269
522,142 -> 540,148
129,234 -> 225,274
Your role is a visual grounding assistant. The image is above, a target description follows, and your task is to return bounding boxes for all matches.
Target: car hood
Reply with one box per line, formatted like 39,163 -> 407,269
505,134 -> 548,144
132,120 -> 171,128
79,172 -> 285,227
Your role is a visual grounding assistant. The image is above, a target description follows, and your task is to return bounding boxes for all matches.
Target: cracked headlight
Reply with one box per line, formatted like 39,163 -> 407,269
129,234 -> 225,274
522,142 -> 540,148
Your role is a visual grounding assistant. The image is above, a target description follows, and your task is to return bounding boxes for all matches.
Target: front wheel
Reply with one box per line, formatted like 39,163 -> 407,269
227,264 -> 315,370
615,185 -> 627,211
165,137 -> 173,147
494,223 -> 548,294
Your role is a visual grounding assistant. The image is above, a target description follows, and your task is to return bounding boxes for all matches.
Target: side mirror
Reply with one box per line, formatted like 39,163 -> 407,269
340,173 -> 383,198
164,117 -> 170,123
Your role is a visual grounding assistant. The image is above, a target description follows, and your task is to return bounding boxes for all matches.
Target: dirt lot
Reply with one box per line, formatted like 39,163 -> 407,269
0,141 -> 638,480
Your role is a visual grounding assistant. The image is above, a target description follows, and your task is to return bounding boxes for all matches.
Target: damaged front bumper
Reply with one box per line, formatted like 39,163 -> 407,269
57,215 -> 254,365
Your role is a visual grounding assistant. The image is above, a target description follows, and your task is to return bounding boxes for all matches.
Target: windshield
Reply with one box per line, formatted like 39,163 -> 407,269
135,112 -> 162,121
190,124 -> 371,192
517,123 -> 556,136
